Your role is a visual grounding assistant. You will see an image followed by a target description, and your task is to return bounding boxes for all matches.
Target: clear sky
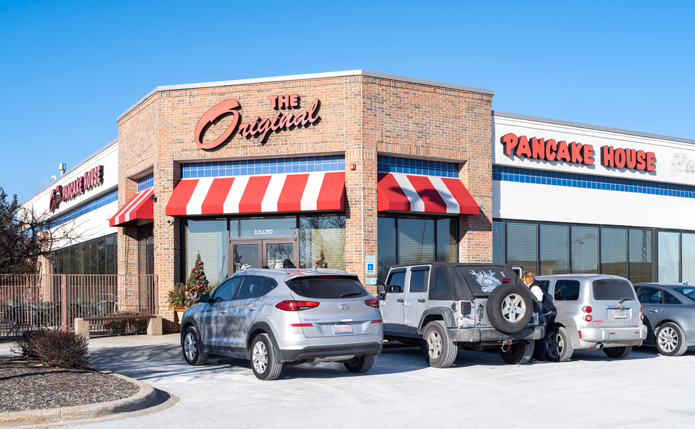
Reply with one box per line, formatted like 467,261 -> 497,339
1,0 -> 693,203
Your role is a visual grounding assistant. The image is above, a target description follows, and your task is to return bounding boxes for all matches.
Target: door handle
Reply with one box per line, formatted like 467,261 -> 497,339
418,298 -> 426,303
649,309 -> 658,313
220,310 -> 228,315
396,298 -> 404,303
249,307 -> 257,312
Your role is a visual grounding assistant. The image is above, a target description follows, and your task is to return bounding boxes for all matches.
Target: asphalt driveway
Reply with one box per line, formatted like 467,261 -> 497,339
3,335 -> 695,428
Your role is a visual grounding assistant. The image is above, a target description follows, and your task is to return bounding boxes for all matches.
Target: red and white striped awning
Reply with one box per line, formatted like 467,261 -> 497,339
377,173 -> 479,215
166,172 -> 345,216
109,188 -> 154,227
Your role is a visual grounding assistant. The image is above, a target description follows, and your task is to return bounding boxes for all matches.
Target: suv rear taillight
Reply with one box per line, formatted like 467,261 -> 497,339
276,301 -> 320,311
582,305 -> 593,313
365,298 -> 379,309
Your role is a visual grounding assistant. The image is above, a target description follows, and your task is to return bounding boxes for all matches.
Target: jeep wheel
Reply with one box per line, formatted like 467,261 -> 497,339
423,321 -> 457,368
546,326 -> 573,362
486,283 -> 534,334
500,340 -> 534,364
603,347 -> 632,359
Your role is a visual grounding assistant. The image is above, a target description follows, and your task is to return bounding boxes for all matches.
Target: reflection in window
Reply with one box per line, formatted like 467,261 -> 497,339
493,221 -> 505,264
658,231 -> 680,283
377,217 -> 396,285
571,226 -> 598,273
186,219 -> 227,287
629,229 -> 652,283
230,217 -> 296,238
299,215 -> 346,271
507,223 -> 537,274
601,228 -> 627,277
682,233 -> 695,286
540,225 -> 568,275
436,218 -> 458,263
398,218 -> 435,265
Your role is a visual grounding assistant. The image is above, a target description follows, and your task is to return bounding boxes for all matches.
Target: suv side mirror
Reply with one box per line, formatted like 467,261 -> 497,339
377,284 -> 386,295
199,294 -> 210,303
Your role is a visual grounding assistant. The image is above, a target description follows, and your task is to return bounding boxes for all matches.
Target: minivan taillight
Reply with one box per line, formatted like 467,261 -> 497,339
582,305 -> 593,313
365,298 -> 379,309
276,301 -> 320,311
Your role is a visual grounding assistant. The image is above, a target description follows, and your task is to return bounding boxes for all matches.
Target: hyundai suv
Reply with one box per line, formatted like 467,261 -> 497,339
180,269 -> 383,380
378,263 -> 545,367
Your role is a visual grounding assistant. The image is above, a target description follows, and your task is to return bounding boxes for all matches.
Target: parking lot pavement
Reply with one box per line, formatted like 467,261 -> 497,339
17,334 -> 678,429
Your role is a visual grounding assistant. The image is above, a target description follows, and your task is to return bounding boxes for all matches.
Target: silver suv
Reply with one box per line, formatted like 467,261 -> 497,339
378,263 -> 545,367
537,274 -> 648,361
180,268 -> 383,380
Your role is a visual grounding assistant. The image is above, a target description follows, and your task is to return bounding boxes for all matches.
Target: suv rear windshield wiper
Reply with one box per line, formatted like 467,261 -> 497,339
339,292 -> 364,298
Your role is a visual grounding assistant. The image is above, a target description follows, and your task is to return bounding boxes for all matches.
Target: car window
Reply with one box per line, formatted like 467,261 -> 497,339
286,276 -> 368,299
387,270 -> 406,293
264,277 -> 278,295
673,287 -> 695,302
237,276 -> 264,299
636,286 -> 662,304
409,268 -> 429,293
456,266 -> 515,295
554,280 -> 580,301
593,279 -> 635,301
664,291 -> 682,305
431,267 -> 451,298
212,277 -> 241,302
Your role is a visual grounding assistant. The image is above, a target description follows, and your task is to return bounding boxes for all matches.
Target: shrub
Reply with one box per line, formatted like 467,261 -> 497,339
10,330 -> 50,357
33,331 -> 89,369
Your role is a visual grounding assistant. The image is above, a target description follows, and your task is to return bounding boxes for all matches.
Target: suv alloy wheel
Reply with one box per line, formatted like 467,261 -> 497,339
182,326 -> 208,366
250,333 -> 283,380
655,322 -> 688,356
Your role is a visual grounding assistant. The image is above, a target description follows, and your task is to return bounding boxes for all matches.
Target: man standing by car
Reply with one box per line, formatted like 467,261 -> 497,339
522,271 -> 557,363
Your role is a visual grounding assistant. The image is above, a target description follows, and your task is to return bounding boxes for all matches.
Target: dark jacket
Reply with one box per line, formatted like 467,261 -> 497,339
531,280 -> 557,315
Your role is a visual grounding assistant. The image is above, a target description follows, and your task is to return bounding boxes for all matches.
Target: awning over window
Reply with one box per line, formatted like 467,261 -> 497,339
166,172 -> 346,216
377,173 -> 479,215
109,188 -> 154,227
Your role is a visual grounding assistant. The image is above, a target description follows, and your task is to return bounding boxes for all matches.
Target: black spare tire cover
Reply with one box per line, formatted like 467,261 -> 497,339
486,282 -> 534,334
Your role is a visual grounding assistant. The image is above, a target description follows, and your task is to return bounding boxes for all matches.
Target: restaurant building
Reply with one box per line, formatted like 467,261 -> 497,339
23,70 -> 695,324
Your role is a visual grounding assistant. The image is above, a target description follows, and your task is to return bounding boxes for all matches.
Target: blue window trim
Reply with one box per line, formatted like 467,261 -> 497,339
137,173 -> 154,192
46,190 -> 119,229
493,166 -> 695,199
377,156 -> 459,178
180,155 -> 345,179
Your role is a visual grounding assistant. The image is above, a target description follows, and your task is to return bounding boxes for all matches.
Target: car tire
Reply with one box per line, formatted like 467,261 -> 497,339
250,333 -> 283,380
546,326 -> 574,362
603,346 -> 632,359
500,340 -> 534,364
423,321 -> 457,368
486,283 -> 534,334
344,354 -> 376,373
655,322 -> 688,357
182,326 -> 208,366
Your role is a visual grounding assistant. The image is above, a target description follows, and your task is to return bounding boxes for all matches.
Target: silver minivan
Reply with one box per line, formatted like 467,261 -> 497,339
180,268 -> 383,380
537,274 -> 647,361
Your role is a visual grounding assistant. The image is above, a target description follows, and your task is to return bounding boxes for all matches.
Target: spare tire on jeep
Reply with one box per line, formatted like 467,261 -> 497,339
486,282 -> 534,334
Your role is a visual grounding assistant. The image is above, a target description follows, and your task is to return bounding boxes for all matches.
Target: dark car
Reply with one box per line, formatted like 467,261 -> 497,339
634,283 -> 695,356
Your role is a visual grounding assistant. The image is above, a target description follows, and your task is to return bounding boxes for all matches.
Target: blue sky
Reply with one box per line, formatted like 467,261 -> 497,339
1,0 -> 693,203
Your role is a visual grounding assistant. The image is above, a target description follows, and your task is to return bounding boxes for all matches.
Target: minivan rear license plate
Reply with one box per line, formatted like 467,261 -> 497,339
334,324 -> 353,334
612,309 -> 627,319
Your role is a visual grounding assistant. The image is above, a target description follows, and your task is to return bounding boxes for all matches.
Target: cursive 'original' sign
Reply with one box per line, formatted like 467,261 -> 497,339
194,95 -> 321,150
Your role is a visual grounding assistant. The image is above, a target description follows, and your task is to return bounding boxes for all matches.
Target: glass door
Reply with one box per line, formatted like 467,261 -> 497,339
230,240 -> 261,273
265,240 -> 296,269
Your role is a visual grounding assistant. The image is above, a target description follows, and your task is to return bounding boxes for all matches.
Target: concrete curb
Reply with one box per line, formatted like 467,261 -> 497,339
0,372 -> 157,428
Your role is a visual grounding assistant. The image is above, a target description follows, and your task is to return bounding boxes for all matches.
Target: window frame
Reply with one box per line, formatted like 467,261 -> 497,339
408,267 -> 430,293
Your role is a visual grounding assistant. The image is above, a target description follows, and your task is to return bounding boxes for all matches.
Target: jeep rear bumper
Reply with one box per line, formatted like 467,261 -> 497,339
447,326 -> 545,343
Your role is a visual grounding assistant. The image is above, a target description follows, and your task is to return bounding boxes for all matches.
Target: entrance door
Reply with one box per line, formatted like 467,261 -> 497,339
229,238 -> 298,273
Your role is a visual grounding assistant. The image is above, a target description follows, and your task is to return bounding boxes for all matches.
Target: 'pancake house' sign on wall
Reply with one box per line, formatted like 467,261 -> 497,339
501,133 -> 656,172
195,95 -> 321,150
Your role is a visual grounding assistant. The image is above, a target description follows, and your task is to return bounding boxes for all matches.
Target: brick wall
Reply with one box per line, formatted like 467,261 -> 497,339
117,74 -> 493,319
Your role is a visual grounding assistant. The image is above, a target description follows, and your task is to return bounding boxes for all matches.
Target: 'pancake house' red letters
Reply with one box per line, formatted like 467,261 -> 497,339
601,146 -> 656,172
501,133 -> 594,166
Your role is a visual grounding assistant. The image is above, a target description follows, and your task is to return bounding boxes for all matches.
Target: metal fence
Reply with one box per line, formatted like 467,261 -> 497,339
0,274 -> 158,338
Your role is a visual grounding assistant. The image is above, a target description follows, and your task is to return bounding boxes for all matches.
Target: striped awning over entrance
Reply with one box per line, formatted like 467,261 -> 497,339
166,172 -> 346,216
109,188 -> 154,227
377,173 -> 479,215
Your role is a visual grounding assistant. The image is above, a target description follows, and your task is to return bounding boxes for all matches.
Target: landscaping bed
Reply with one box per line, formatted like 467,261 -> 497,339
0,357 -> 139,413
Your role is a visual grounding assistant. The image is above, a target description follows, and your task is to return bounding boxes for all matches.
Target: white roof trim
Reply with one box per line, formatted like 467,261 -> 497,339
117,70 -> 494,121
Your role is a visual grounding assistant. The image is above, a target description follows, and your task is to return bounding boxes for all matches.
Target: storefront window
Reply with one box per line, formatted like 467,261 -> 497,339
601,228 -> 627,277
492,221 -> 505,264
378,217 -> 397,285
398,218 -> 435,265
682,233 -> 695,285
97,239 -> 106,274
571,226 -> 598,273
51,235 -> 118,275
72,246 -> 80,275
299,215 -> 346,271
658,231 -> 680,283
540,225 -> 569,275
436,218 -> 458,263
629,229 -> 652,283
507,223 -> 537,274
186,219 -> 228,287
106,236 -> 116,274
